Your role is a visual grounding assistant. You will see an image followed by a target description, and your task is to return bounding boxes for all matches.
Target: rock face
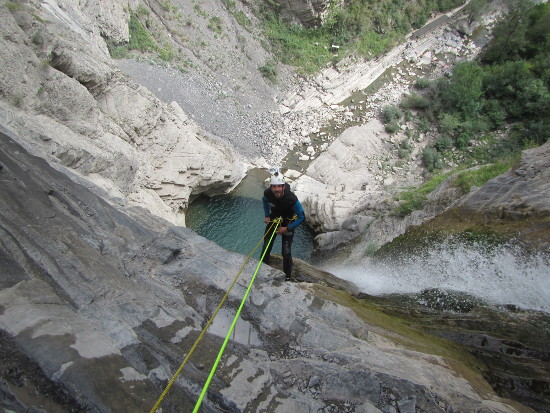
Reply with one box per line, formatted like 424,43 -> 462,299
0,2 -> 247,226
421,140 -> 550,249
0,1 -> 548,412
295,119 -> 394,232
284,5 -> 489,255
293,118 -> 429,254
453,141 -> 550,222
345,142 -> 550,264
278,0 -> 332,26
295,122 -> 550,257
0,123 -> 524,413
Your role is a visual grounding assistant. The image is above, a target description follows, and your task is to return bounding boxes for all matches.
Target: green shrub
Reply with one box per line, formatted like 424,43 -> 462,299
415,77 -> 431,89
484,61 -> 550,119
455,131 -> 474,149
513,121 -> 550,148
393,172 -> 452,216
417,117 -> 431,134
261,0 -> 463,74
441,61 -> 484,117
357,30 -> 390,57
158,45 -> 175,61
481,1 -> 550,65
482,99 -> 506,128
259,61 -> 278,83
385,121 -> 401,134
435,136 -> 453,151
438,112 -> 461,135
234,10 -> 252,28
31,32 -> 43,45
5,2 -> 22,12
393,194 -> 424,217
12,95 -> 23,107
208,16 -> 223,34
382,105 -> 403,124
401,92 -> 430,109
135,5 -> 149,16
128,13 -> 157,52
194,4 -> 208,17
262,14 -> 332,74
422,147 -> 444,171
398,148 -> 410,159
106,40 -> 129,58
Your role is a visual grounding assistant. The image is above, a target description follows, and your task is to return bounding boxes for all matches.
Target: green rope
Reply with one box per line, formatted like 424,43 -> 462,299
192,218 -> 281,413
149,220 -> 278,413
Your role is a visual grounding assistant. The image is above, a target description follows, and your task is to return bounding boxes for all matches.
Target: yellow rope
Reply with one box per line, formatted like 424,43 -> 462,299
192,218 -> 281,412
149,220 -> 277,413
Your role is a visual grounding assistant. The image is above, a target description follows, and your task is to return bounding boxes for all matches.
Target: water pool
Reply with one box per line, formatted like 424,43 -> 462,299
186,169 -> 315,262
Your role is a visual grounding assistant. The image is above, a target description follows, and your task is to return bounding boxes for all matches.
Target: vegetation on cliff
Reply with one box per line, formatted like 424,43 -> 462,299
417,1 -> 548,165
261,0 -> 466,74
388,0 -> 549,216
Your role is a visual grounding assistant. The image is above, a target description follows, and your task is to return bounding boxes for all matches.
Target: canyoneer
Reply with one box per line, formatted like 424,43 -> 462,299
262,168 -> 305,280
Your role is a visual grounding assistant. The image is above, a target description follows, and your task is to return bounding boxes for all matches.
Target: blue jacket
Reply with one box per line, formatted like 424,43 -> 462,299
262,184 -> 305,230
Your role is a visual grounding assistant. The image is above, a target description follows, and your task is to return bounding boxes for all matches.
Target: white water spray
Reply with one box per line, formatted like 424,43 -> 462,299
325,239 -> 550,313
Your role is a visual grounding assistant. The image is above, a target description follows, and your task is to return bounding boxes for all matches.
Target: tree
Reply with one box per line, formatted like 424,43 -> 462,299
382,105 -> 403,124
484,61 -> 550,119
481,0 -> 550,64
441,61 -> 484,118
422,147 -> 443,172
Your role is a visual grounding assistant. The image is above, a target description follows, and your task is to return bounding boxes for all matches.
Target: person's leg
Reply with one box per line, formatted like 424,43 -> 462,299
262,223 -> 277,264
281,229 -> 294,279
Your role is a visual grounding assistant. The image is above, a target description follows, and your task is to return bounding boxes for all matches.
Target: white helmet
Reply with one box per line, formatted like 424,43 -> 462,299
269,168 -> 285,185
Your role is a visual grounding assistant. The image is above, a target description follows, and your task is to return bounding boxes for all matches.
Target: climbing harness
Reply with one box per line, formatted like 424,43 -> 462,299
150,218 -> 281,413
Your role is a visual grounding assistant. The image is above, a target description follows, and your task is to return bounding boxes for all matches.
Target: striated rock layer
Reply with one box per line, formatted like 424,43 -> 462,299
0,1 -> 247,226
0,121 -> 526,413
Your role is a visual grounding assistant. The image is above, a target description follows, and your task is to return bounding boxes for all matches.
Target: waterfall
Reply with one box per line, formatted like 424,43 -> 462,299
324,238 -> 550,313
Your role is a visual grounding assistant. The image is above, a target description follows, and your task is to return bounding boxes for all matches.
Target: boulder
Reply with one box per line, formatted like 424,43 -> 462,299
453,141 -> 550,219
294,119 -> 408,249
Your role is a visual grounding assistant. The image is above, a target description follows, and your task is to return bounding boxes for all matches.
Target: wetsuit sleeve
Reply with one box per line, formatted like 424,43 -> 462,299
287,200 -> 305,230
262,196 -> 271,218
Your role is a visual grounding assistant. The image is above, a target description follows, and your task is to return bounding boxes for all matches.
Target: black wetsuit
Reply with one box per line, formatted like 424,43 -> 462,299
262,183 -> 305,279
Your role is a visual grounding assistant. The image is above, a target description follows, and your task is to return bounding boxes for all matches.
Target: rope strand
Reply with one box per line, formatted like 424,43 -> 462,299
149,219 -> 278,413
192,218 -> 281,413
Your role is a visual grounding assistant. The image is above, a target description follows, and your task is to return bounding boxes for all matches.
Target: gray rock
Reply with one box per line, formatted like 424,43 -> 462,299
0,129 -> 521,413
397,396 -> 416,413
0,1 -> 542,412
308,375 -> 321,387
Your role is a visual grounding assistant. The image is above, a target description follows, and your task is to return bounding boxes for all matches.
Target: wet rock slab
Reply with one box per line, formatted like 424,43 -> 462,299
0,130 -> 540,412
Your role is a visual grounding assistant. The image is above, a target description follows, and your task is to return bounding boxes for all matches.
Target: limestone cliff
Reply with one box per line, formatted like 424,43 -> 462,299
287,1 -> 549,258
0,123 -> 526,413
0,1 -> 548,412
295,129 -> 550,259
0,1 -> 247,226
